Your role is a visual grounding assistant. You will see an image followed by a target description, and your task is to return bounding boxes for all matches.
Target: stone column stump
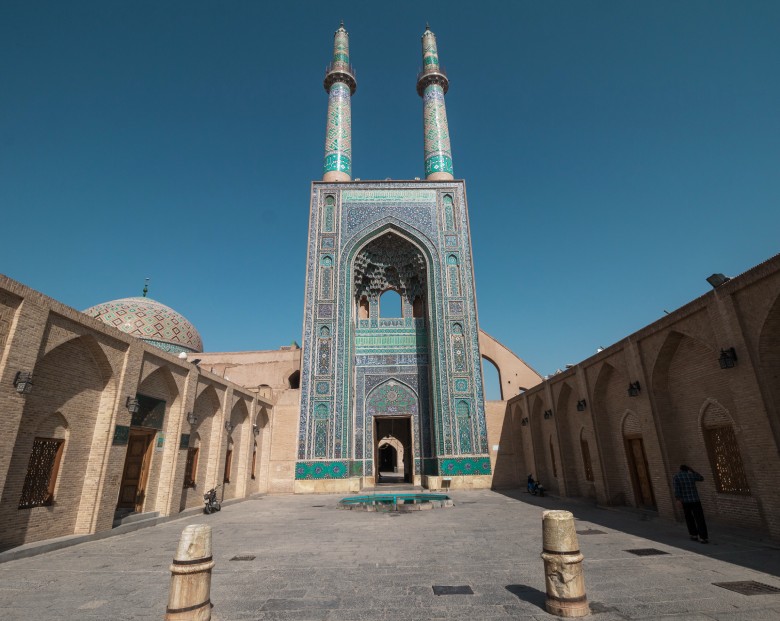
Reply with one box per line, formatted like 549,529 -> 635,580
540,510 -> 590,617
165,524 -> 215,620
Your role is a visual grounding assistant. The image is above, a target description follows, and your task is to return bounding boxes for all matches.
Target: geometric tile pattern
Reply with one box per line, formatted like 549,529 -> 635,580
297,182 -> 490,479
83,296 -> 203,353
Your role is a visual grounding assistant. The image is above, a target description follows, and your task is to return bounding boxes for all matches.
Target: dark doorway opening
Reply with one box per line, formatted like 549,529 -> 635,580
374,416 -> 412,485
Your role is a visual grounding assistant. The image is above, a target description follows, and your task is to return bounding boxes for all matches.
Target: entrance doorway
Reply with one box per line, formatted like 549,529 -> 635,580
625,436 -> 656,510
374,416 -> 412,485
117,428 -> 155,513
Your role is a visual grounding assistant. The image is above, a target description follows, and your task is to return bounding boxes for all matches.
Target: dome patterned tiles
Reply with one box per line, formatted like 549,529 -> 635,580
83,296 -> 203,354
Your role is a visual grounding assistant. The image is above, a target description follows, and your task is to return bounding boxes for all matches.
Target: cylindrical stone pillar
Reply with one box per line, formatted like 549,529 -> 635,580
322,23 -> 356,182
165,524 -> 215,621
540,510 -> 590,618
417,26 -> 454,181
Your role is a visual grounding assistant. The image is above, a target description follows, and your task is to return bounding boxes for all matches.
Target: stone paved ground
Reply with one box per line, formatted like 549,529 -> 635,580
1,489 -> 780,620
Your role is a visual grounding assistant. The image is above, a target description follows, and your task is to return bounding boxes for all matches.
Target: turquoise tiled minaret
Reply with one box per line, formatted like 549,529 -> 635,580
417,25 -> 454,180
322,22 -> 356,182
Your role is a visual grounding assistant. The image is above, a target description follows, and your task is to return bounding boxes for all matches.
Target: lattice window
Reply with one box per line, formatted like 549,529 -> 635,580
251,445 -> 257,480
581,437 -> 594,482
223,448 -> 233,484
549,436 -> 558,478
183,447 -> 199,488
704,425 -> 750,495
19,438 -> 64,509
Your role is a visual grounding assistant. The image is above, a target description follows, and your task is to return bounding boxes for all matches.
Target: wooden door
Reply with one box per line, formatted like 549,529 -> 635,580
117,430 -> 154,512
625,437 -> 656,509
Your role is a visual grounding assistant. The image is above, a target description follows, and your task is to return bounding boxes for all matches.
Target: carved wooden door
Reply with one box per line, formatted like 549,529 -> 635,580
625,436 -> 656,509
117,430 -> 154,512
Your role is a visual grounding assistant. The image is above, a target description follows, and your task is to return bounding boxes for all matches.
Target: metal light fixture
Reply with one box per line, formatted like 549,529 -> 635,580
520,417 -> 529,426
576,399 -> 587,412
628,382 -> 641,397
13,371 -> 33,394
224,421 -> 234,433
125,396 -> 140,413
186,412 -> 198,425
543,409 -> 554,420
706,273 -> 731,288
252,424 -> 260,436
719,347 -> 738,369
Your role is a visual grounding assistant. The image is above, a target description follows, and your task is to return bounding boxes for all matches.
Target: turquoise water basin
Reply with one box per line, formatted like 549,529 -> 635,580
338,493 -> 453,511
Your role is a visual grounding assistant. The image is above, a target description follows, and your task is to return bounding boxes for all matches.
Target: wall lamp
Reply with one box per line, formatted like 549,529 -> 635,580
543,409 -> 554,420
627,382 -> 641,397
719,347 -> 738,369
125,397 -> 140,414
706,273 -> 731,288
520,417 -> 529,426
224,421 -> 234,433
576,399 -> 587,412
186,412 -> 198,425
252,424 -> 260,436
13,371 -> 33,394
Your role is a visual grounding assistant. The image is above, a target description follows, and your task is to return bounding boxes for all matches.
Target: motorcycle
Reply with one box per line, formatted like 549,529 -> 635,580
527,477 -> 545,497
203,484 -> 222,514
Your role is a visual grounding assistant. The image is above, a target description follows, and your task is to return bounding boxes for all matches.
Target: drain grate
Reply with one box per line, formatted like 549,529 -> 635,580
229,555 -> 256,561
311,505 -> 325,508
625,548 -> 669,556
433,585 -> 474,595
577,529 -> 607,535
714,581 -> 780,595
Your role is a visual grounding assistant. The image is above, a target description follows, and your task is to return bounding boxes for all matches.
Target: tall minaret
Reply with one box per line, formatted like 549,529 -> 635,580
417,25 -> 453,180
322,22 -> 357,182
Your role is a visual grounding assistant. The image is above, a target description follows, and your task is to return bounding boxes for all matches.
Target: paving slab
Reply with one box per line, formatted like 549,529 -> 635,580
1,490 -> 780,619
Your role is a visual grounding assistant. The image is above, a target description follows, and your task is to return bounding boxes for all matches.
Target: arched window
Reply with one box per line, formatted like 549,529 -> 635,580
288,370 -> 300,389
580,430 -> 594,482
358,296 -> 369,319
447,254 -> 461,296
379,289 -> 403,318
702,402 -> 750,494
412,295 -> 425,318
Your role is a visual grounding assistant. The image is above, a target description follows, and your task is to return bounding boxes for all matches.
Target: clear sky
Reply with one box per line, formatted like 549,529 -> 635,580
1,1 -> 779,393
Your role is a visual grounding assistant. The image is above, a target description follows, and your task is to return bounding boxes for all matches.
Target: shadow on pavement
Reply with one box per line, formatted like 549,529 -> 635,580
505,584 -> 547,611
494,488 -> 780,578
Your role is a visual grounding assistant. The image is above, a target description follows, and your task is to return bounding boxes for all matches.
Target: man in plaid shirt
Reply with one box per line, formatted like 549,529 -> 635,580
673,464 -> 709,543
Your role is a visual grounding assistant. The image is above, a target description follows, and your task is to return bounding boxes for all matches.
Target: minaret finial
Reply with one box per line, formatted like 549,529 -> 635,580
322,23 -> 357,181
142,278 -> 149,297
416,26 -> 454,180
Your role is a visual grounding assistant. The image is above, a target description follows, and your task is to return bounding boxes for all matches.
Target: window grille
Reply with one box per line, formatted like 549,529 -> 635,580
183,447 -> 199,488
704,425 -> 750,495
549,436 -> 557,478
223,449 -> 233,483
581,437 -> 594,482
19,438 -> 64,509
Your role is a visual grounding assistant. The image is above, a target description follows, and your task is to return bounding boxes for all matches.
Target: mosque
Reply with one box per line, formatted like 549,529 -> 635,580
1,24 -> 779,552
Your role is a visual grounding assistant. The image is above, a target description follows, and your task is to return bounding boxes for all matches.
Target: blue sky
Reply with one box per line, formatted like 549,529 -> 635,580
1,2 -> 779,394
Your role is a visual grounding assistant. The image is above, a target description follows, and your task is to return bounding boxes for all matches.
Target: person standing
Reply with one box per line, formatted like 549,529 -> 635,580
673,465 -> 709,543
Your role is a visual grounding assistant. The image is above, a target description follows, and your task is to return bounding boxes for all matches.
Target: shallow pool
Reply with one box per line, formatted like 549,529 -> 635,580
338,493 -> 453,512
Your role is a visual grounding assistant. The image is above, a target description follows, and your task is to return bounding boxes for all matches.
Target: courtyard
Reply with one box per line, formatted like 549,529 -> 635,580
1,490 -> 779,620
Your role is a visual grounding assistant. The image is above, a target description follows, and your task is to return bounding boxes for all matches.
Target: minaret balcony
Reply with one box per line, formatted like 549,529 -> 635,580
416,66 -> 449,96
324,62 -> 357,94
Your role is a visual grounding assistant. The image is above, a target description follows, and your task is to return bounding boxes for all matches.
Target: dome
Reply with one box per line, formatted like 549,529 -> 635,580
83,296 -> 203,355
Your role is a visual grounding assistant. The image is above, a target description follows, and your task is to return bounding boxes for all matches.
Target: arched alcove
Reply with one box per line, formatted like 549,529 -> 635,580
482,356 -> 502,401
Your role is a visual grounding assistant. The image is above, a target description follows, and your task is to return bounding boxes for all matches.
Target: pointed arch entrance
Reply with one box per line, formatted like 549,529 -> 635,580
367,380 -> 418,484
